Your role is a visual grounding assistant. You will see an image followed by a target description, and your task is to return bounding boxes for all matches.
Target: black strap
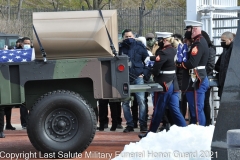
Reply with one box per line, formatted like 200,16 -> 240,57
33,25 -> 47,62
182,77 -> 192,96
98,10 -> 118,56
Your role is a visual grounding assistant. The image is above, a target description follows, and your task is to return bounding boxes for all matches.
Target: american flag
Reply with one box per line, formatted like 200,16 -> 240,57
0,48 -> 35,63
176,43 -> 188,63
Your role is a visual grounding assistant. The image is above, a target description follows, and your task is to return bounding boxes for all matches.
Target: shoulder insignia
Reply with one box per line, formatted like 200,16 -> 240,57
191,46 -> 198,56
156,55 -> 160,61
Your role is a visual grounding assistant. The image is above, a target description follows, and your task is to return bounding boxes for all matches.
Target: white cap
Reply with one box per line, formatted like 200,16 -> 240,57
136,36 -> 147,46
184,20 -> 202,29
155,32 -> 173,38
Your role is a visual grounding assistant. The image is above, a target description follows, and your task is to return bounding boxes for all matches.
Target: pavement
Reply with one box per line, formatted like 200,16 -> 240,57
1,97 -> 190,160
0,97 -> 157,160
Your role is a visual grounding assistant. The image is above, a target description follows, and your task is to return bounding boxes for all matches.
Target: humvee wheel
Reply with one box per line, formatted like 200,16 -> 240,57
27,90 -> 97,156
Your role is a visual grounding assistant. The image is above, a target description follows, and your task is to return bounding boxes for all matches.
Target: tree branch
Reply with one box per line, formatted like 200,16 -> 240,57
143,10 -> 152,17
0,9 -> 5,19
84,0 -> 92,10
17,0 -> 24,20
99,0 -> 103,6
100,3 -> 108,9
143,0 -> 159,16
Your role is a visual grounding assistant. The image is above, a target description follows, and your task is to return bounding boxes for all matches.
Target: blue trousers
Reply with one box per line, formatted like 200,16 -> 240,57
122,77 -> 146,127
185,77 -> 209,126
149,83 -> 186,132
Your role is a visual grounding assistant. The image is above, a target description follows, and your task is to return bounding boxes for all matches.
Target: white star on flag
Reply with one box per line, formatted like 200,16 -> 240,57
0,48 -> 34,62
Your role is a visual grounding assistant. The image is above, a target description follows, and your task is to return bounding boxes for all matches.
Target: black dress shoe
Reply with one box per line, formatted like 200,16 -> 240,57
134,123 -> 138,128
110,127 -> 116,131
0,132 -> 5,138
97,127 -> 104,131
104,123 -> 108,128
5,125 -> 16,130
123,126 -> 134,133
117,124 -> 123,129
159,123 -> 170,132
165,123 -> 171,131
110,123 -> 117,131
110,126 -> 116,131
140,125 -> 148,132
138,133 -> 148,139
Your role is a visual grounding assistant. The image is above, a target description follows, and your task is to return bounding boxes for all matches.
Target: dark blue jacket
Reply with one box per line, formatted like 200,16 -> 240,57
119,39 -> 150,81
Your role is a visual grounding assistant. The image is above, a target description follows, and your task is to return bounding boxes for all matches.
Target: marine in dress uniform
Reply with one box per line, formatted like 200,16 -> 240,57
139,32 -> 186,139
177,20 -> 209,126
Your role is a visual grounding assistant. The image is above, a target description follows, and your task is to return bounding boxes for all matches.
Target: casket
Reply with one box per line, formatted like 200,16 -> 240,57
32,10 -> 118,59
0,48 -> 35,62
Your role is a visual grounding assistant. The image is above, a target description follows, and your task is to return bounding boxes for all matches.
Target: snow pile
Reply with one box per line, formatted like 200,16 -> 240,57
113,124 -> 215,160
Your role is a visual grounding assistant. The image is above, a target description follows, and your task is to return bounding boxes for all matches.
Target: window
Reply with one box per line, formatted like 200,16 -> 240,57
0,39 -> 5,49
8,38 -> 18,48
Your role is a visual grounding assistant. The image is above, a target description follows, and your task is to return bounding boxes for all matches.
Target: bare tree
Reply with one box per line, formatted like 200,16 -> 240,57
17,0 -> 24,20
108,0 -> 111,9
52,0 -> 59,11
92,0 -> 98,9
138,0 -> 159,36
7,0 -> 10,21
78,0 -> 85,9
83,0 -> 90,9
84,0 -> 109,10
0,5 -> 5,19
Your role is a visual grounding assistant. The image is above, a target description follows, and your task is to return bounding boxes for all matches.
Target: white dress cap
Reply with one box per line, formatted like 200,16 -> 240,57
135,36 -> 147,46
155,32 -> 173,38
184,20 -> 202,27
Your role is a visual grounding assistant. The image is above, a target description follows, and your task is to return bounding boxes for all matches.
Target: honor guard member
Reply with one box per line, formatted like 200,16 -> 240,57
176,20 -> 209,126
139,32 -> 186,139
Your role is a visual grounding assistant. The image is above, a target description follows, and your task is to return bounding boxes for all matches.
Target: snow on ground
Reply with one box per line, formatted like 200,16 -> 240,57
113,124 -> 215,160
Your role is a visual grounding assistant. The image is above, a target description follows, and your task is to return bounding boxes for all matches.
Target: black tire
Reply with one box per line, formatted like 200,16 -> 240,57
27,90 -> 97,156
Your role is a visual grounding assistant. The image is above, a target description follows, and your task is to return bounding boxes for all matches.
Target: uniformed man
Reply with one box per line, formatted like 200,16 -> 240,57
176,20 -> 209,126
139,32 -> 186,139
0,107 -> 5,138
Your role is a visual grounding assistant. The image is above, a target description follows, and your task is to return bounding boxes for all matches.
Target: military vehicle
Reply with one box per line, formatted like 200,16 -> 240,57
0,10 -> 161,156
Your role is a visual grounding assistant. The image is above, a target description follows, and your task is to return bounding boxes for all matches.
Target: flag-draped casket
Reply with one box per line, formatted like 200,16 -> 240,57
0,48 -> 35,62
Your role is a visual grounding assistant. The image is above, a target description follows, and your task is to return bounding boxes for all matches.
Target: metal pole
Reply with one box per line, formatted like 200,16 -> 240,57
209,0 -> 213,41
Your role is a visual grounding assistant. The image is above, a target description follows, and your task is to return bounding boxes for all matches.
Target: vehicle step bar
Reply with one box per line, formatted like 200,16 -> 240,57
130,83 -> 163,93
